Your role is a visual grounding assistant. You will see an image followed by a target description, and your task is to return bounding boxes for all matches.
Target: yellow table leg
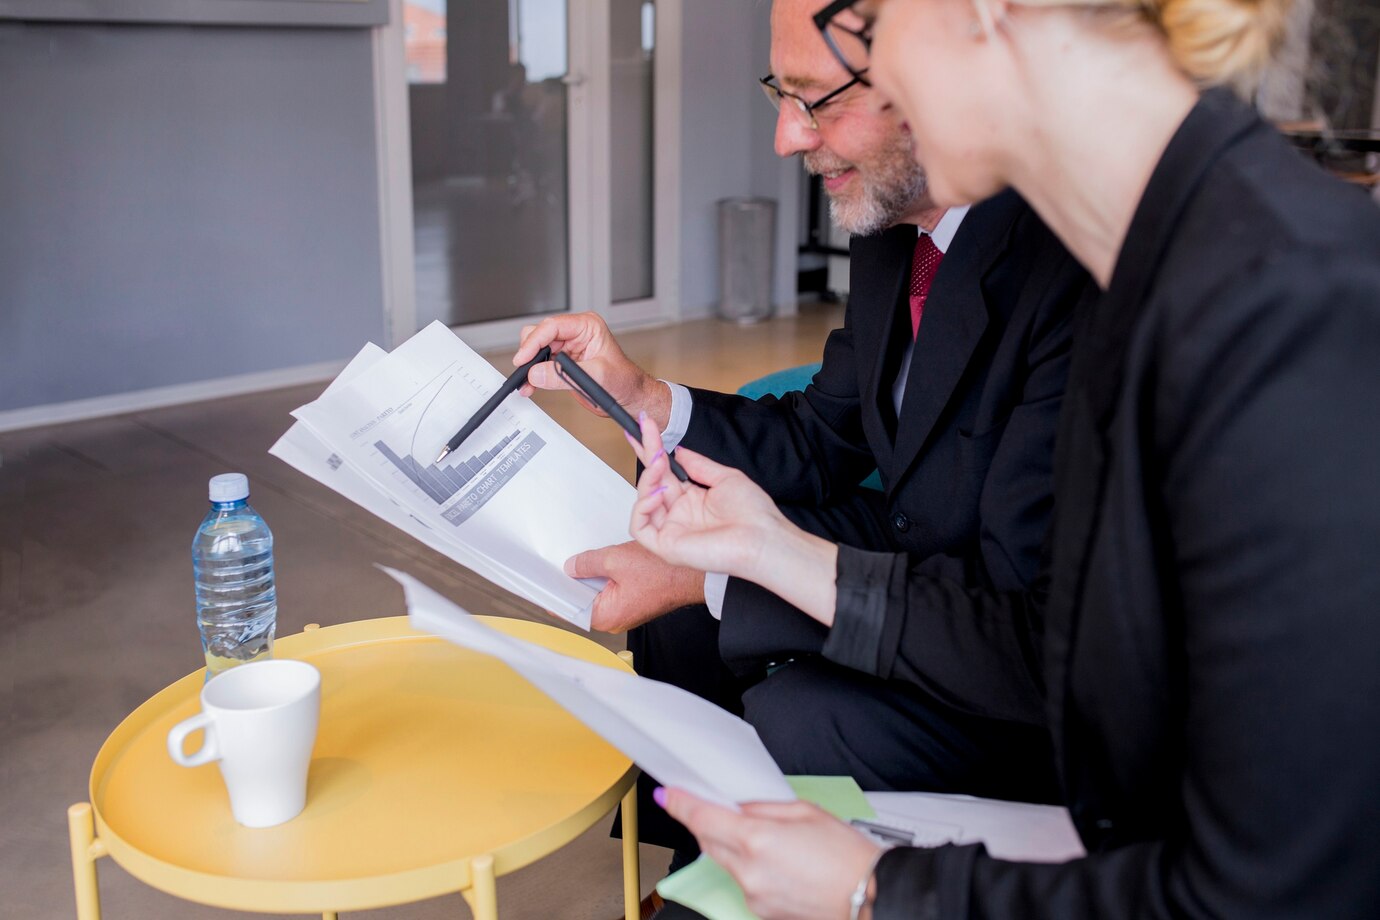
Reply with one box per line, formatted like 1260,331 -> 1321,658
68,803 -> 103,920
616,652 -> 641,919
469,854 -> 498,920
620,783 -> 641,920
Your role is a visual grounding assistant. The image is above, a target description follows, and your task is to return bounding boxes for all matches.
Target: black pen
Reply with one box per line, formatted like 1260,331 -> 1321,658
553,352 -> 690,482
434,346 -> 551,464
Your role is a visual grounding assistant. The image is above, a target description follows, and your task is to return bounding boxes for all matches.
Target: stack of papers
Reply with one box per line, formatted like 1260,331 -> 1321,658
271,322 -> 637,628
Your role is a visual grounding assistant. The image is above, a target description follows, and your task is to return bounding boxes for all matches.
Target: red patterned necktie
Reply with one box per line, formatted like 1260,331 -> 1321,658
910,233 -> 943,338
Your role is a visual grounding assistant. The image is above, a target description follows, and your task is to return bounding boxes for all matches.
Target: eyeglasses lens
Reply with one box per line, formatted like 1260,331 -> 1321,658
823,21 -> 870,79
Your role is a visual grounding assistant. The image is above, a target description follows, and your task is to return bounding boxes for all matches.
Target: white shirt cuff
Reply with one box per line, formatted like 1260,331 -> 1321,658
704,571 -> 729,620
660,381 -> 693,451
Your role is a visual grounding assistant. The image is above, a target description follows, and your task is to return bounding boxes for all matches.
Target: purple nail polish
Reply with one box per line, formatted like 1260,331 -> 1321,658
653,787 -> 667,808
639,410 -> 647,424
651,485 -> 669,496
653,449 -> 665,462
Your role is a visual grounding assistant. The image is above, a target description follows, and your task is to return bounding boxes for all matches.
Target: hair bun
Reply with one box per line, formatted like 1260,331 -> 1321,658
1153,0 -> 1293,91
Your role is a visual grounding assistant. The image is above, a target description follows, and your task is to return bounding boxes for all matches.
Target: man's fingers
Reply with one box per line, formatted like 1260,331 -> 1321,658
513,312 -> 607,365
588,589 -> 627,634
513,318 -> 557,365
525,361 -> 573,392
564,548 -> 612,579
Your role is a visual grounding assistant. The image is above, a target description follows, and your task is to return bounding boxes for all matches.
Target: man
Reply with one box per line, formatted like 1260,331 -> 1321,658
513,0 -> 1089,855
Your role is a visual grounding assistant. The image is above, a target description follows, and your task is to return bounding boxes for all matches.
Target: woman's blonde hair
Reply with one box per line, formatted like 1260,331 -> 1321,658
1006,0 -> 1296,92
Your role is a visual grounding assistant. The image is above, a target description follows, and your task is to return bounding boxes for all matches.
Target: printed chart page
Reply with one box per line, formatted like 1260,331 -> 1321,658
270,344 -> 542,607
285,322 -> 635,628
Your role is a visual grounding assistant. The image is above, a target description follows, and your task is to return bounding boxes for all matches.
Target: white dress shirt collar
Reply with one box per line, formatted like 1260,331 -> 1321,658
925,205 -> 970,254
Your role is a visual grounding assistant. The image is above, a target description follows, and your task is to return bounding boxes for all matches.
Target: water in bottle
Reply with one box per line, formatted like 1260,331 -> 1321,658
193,473 -> 277,679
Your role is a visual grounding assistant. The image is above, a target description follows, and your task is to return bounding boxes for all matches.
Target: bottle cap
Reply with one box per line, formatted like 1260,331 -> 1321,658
208,473 -> 250,503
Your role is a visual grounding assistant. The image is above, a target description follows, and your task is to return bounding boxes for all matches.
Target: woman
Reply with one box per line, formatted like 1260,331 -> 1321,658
628,0 -> 1380,917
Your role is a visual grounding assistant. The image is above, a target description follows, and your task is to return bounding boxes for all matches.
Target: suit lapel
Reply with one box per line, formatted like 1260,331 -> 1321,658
851,226 -> 917,468
889,206 -> 1004,477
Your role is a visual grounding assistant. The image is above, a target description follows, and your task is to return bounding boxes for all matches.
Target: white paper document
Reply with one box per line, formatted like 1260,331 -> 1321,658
270,322 -> 637,629
863,791 -> 1085,863
386,567 -> 797,809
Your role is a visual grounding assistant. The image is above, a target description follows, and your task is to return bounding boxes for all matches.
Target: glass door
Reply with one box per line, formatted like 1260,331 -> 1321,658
405,0 -> 574,329
395,0 -> 676,344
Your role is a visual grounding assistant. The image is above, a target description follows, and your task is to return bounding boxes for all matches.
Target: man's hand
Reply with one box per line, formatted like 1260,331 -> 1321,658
514,312 -> 672,427
660,787 -> 884,920
566,540 -> 706,633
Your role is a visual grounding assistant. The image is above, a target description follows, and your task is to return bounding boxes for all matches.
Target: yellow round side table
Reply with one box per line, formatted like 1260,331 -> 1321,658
68,616 -> 641,919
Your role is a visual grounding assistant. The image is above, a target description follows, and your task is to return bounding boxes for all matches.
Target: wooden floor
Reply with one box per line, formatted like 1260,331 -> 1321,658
0,303 -> 843,920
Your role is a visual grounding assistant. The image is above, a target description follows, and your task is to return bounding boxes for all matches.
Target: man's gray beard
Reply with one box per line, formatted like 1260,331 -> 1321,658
826,164 -> 928,236
809,132 -> 929,236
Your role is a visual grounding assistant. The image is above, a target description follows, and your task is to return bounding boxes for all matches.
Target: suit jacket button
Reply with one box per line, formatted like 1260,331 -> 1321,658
892,513 -> 910,533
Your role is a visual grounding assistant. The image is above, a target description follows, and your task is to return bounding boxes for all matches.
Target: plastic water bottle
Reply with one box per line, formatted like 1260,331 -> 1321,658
193,473 -> 277,679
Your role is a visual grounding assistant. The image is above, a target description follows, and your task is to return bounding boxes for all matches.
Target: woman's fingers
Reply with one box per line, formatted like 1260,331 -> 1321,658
660,788 -> 750,861
638,410 -> 664,464
632,452 -> 677,544
673,446 -> 737,488
635,445 -> 675,497
739,800 -> 830,822
632,483 -> 671,529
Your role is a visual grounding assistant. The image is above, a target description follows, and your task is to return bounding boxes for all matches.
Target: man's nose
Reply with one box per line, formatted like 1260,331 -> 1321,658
774,105 -> 821,158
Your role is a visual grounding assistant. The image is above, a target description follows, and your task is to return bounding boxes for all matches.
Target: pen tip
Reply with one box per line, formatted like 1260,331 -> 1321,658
434,448 -> 449,464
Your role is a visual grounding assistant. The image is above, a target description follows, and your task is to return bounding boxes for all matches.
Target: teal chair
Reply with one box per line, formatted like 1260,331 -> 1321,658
735,362 -> 822,400
737,364 -> 883,491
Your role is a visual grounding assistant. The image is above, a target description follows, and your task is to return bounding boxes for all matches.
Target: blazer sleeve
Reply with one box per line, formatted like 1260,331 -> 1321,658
823,545 -> 1048,726
679,305 -> 878,505
867,256 -> 1380,919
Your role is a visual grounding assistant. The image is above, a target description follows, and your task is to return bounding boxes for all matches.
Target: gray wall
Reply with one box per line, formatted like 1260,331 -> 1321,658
0,21 -> 386,412
678,0 -> 800,317
0,0 -> 388,27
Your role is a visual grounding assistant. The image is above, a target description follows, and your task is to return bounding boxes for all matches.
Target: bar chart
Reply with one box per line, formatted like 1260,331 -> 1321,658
375,429 -> 522,504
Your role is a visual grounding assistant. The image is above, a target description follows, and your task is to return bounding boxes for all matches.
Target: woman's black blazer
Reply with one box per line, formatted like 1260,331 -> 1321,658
838,90 -> 1380,918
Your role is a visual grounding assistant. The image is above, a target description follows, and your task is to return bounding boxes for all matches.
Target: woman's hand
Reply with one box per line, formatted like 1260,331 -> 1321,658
626,413 -> 787,579
626,413 -> 841,624
660,786 -> 884,920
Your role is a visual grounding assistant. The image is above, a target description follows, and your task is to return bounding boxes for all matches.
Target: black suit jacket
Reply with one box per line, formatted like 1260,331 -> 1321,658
848,92 -> 1380,917
680,190 -> 1092,669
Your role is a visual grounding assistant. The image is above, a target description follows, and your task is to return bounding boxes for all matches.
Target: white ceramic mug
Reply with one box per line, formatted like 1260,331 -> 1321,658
167,659 -> 321,828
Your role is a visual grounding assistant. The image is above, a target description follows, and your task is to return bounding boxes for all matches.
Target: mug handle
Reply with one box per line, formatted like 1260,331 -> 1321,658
167,712 -> 220,767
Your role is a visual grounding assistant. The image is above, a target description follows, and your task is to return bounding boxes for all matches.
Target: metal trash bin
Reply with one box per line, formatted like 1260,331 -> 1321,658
717,197 -> 777,323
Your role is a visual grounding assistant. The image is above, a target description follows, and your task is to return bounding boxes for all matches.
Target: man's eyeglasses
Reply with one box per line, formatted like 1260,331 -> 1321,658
812,0 -> 873,85
759,73 -> 866,131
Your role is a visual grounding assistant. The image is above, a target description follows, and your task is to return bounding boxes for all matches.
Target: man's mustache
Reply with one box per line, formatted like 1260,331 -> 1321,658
803,152 -> 854,176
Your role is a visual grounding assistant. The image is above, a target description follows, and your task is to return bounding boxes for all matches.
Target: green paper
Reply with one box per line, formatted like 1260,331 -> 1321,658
655,776 -> 875,920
